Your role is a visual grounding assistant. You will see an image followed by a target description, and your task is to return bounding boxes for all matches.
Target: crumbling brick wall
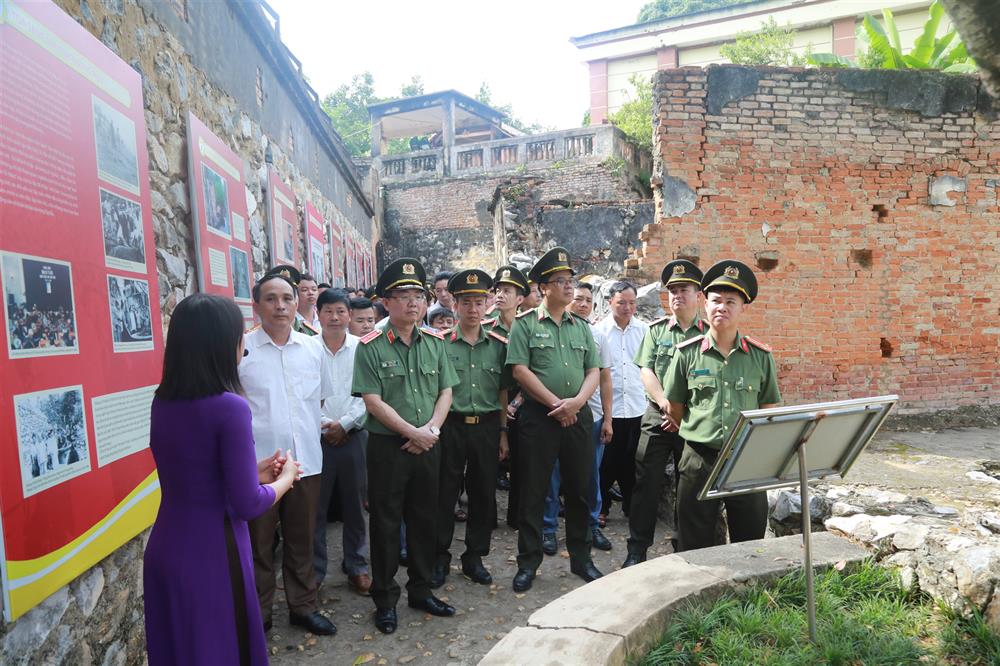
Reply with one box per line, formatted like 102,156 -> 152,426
638,64 -> 1000,411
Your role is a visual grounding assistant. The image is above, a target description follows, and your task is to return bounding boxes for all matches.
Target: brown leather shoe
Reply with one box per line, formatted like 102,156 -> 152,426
349,573 -> 372,596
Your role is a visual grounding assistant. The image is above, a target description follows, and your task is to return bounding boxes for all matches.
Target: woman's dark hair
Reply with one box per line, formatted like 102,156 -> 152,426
155,293 -> 245,400
317,288 -> 351,311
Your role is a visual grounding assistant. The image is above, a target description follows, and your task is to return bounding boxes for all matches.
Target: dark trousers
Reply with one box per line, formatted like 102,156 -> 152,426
367,432 -> 440,609
314,429 -> 369,583
505,416 -> 522,528
627,404 -> 685,553
516,400 -> 594,571
599,415 -> 642,515
249,474 -> 320,621
436,413 -> 500,567
676,441 -> 768,551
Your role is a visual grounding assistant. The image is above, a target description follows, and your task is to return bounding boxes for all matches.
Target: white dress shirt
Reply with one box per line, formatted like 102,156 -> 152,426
586,323 -> 614,420
239,327 -> 333,477
319,333 -> 366,432
592,314 -> 648,419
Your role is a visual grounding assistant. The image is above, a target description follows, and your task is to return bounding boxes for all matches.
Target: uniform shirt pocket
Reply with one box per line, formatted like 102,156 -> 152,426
528,338 -> 555,368
689,374 -> 718,409
736,371 -> 765,410
297,368 -> 322,400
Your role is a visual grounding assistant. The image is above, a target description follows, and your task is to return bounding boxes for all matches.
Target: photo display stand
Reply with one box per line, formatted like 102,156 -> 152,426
699,395 -> 899,643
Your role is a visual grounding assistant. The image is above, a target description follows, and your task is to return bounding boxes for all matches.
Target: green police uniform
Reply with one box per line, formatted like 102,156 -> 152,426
626,260 -> 706,560
506,248 -> 601,576
351,258 -> 460,611
434,270 -> 512,584
664,260 -> 781,551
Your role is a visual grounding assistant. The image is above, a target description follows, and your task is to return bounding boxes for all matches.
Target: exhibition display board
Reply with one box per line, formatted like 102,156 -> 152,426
0,0 -> 162,621
346,232 -> 357,288
329,213 -> 345,288
305,202 -> 327,284
267,168 -> 299,270
186,112 -> 253,322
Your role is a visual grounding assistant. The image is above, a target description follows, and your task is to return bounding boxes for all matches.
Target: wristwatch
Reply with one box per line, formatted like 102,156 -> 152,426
429,425 -> 441,436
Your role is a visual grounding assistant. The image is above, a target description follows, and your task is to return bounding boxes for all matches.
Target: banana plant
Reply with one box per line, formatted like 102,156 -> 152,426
805,0 -> 977,73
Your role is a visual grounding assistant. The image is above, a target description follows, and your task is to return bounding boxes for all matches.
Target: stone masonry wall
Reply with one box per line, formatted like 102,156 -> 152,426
387,158 -> 646,271
1,1 -> 376,663
637,64 -> 1000,412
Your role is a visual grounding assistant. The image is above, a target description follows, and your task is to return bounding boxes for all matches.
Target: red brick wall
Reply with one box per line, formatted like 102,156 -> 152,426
640,65 -> 1000,411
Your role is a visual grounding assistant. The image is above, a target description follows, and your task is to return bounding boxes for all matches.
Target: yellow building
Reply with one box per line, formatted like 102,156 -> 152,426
572,0 -> 944,124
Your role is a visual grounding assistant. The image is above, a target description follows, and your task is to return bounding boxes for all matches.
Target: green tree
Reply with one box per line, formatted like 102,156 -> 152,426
806,1 -> 976,73
399,75 -> 425,98
719,17 -> 804,66
637,0 -> 747,24
322,71 -> 379,156
608,74 -> 654,151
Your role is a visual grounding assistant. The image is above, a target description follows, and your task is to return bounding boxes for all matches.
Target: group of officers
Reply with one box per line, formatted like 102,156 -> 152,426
240,245 -> 780,637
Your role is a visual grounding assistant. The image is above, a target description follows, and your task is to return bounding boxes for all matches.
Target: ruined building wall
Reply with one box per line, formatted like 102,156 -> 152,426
1,0 -> 375,662
386,158 -> 646,271
638,64 -> 1000,411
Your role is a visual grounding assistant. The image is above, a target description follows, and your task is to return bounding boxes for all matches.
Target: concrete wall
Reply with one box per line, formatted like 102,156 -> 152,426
0,0 -> 376,662
637,64 -> 1000,412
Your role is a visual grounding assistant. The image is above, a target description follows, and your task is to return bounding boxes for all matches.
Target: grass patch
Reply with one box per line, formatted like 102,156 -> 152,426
640,562 -> 1000,665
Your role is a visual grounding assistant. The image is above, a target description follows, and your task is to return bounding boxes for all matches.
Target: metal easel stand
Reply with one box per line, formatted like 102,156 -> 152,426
797,438 -> 817,644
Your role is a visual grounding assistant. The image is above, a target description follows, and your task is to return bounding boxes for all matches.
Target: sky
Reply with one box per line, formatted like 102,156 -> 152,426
265,0 -> 649,130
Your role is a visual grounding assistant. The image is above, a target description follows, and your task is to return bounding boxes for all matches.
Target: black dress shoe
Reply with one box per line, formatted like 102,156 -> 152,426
289,610 -> 337,636
622,550 -> 647,568
608,485 -> 624,502
408,595 -> 456,617
512,568 -> 535,592
497,476 -> 510,491
399,548 -> 409,566
570,561 -> 604,583
591,527 -> 612,551
542,532 -> 558,556
430,563 -> 448,589
375,607 -> 397,634
461,560 -> 493,585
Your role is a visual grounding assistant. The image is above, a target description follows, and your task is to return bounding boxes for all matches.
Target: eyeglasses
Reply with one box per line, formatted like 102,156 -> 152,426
546,277 -> 574,287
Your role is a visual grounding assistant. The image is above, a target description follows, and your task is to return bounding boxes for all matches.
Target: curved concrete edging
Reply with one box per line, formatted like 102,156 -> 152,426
480,533 -> 869,665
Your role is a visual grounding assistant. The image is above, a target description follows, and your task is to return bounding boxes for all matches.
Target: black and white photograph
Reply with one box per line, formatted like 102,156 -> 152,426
230,246 -> 251,301
107,275 -> 154,352
92,95 -> 140,195
100,188 -> 146,273
310,236 -> 326,284
15,385 -> 91,498
2,252 -> 79,359
202,164 -> 231,238
283,220 -> 295,262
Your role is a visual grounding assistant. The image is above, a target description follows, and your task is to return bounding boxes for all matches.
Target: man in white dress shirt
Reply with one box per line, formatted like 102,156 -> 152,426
313,288 -> 371,596
240,267 -> 336,636
593,282 -> 648,523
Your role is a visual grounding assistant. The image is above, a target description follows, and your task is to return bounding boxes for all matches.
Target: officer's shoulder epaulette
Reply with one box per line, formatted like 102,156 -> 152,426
420,326 -> 445,340
677,335 -> 704,349
516,308 -> 536,319
570,311 -> 589,323
245,323 -> 261,334
482,317 -> 498,327
359,329 -> 383,345
300,321 -> 320,335
649,315 -> 670,326
488,330 -> 509,344
744,336 -> 772,353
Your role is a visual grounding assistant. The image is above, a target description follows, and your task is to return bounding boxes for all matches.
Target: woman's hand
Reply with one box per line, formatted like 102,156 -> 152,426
257,449 -> 285,484
277,449 -> 302,485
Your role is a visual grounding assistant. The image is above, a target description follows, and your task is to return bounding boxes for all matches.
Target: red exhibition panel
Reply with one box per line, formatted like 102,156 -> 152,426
186,112 -> 253,322
305,202 -> 327,284
345,233 -> 356,288
328,213 -> 344,288
0,0 -> 162,620
267,168 -> 299,270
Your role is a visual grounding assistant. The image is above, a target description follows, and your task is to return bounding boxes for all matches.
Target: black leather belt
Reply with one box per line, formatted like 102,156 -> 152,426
447,411 -> 500,425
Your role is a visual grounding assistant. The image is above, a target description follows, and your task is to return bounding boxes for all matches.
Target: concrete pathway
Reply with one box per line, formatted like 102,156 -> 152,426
270,424 -> 1000,665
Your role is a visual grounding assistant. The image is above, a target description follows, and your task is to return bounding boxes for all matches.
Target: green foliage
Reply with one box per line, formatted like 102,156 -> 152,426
806,1 -> 977,73
582,109 -> 591,127
718,17 -> 805,66
640,562 -> 999,665
608,74 -> 654,152
636,0 -> 748,24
